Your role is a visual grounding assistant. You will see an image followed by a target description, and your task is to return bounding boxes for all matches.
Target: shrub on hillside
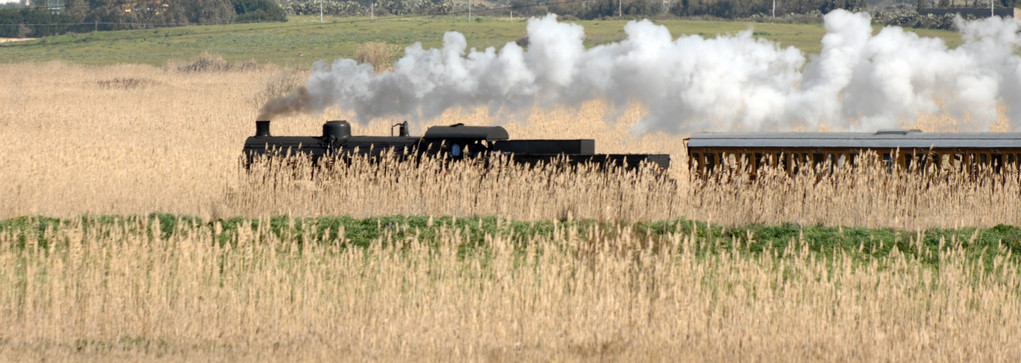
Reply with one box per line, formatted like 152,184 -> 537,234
177,51 -> 260,72
355,42 -> 399,74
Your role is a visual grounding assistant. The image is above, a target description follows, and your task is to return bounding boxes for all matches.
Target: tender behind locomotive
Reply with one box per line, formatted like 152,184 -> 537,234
243,120 -> 670,171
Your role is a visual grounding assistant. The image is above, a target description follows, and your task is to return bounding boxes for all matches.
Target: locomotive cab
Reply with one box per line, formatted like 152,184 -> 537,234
421,123 -> 509,158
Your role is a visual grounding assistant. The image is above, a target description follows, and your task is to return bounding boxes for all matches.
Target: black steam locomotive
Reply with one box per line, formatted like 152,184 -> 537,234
242,120 -> 670,171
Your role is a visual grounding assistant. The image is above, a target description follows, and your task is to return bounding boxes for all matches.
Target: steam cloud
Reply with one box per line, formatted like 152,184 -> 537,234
260,10 -> 1021,132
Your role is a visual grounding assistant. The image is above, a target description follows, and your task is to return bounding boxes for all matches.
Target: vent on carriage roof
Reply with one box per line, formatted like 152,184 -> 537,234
875,129 -> 922,135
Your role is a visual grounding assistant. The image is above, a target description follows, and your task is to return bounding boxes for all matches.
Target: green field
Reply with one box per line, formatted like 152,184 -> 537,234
0,15 -> 963,67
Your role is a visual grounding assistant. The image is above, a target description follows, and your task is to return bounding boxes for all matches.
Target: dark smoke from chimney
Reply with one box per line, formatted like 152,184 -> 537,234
257,86 -> 313,120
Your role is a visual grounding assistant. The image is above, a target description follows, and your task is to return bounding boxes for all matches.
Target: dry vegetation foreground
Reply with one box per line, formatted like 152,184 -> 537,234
1,216 -> 1020,361
2,62 -> 1021,361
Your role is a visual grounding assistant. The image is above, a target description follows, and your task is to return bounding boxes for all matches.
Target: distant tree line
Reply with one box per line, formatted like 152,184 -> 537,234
922,0 -> 1021,7
0,0 -> 285,37
665,0 -> 865,18
281,0 -> 870,19
284,0 -> 453,17
5,0 -> 1019,39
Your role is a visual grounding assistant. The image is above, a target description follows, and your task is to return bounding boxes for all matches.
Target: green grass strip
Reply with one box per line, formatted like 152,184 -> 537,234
1,213 -> 1018,270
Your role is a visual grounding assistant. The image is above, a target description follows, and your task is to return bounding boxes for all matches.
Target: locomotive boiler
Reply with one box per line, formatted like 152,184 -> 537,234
243,120 -> 670,171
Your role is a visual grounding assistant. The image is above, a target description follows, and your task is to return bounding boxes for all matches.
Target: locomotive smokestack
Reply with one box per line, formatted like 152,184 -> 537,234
255,120 -> 271,137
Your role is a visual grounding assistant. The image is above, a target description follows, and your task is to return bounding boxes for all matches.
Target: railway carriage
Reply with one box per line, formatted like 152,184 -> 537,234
685,129 -> 1021,176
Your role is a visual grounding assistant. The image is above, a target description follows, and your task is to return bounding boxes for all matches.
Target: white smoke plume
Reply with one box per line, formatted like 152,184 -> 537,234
267,10 -> 1021,133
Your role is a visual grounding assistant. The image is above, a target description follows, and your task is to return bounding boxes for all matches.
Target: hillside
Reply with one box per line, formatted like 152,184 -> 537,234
0,15 -> 962,67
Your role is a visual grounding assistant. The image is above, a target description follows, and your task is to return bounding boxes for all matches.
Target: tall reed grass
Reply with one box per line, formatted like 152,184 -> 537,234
2,216 -> 1019,361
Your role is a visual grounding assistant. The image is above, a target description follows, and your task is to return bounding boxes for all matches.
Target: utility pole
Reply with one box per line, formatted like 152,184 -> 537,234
320,0 -> 323,22
468,0 -> 472,21
618,0 -> 621,17
772,0 -> 775,18
371,2 -> 374,20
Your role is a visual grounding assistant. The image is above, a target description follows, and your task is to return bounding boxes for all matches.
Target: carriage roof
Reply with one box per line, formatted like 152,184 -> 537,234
685,130 -> 1021,149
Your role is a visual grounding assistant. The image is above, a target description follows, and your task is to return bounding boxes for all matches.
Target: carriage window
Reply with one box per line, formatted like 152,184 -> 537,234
882,153 -> 893,172
849,153 -> 859,167
980,154 -> 988,165
992,154 -> 1003,173
797,153 -> 809,172
706,153 -> 716,171
954,154 -> 963,171
779,153 -> 788,172
905,153 -> 926,172
813,153 -> 825,166
838,154 -> 846,168
754,153 -> 763,171
1007,154 -> 1016,167
691,153 -> 700,168
967,153 -> 978,174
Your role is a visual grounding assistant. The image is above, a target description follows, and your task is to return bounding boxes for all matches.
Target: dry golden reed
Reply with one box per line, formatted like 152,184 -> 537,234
1,217 -> 1019,361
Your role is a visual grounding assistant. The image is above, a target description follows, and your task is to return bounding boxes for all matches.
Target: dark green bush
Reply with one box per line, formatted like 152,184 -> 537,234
0,8 -> 86,38
233,0 -> 287,22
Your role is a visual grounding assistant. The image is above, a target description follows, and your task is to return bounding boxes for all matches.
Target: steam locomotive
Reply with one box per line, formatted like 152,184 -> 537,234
243,120 -> 670,171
